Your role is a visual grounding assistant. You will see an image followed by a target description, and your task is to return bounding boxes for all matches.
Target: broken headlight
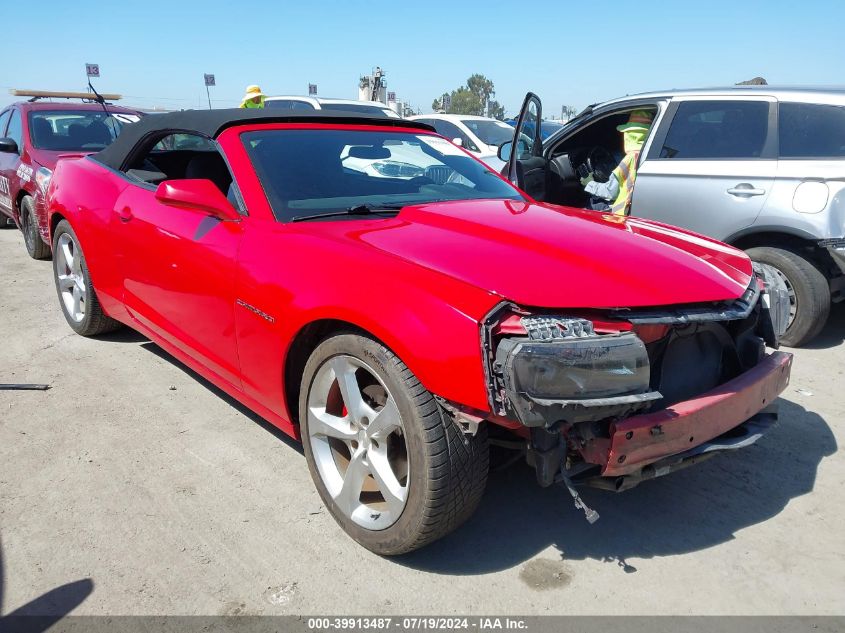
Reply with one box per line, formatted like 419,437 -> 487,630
494,317 -> 658,426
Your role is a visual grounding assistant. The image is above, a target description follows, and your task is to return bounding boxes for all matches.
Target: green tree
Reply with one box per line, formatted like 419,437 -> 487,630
432,74 -> 506,119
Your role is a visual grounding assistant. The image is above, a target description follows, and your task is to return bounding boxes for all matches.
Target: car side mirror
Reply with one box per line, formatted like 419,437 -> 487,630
451,137 -> 464,147
154,179 -> 240,221
0,137 -> 19,154
498,141 -> 512,161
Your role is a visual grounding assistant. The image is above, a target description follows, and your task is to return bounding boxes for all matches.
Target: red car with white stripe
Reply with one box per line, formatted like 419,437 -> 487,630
0,94 -> 141,259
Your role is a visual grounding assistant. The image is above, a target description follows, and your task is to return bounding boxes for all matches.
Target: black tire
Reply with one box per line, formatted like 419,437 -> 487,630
52,219 -> 122,336
20,195 -> 51,260
299,333 -> 489,555
746,246 -> 830,347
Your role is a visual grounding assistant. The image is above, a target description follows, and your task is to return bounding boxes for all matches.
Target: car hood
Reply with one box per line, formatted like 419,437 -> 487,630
353,199 -> 753,309
27,147 -> 93,170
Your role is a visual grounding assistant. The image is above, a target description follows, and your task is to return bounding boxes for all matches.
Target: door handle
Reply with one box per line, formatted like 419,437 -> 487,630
727,184 -> 766,197
117,207 -> 134,222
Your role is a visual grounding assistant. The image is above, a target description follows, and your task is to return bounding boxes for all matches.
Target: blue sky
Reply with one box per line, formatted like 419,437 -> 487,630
1,0 -> 842,116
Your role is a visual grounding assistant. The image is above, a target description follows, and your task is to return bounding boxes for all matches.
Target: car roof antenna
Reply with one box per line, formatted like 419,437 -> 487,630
87,79 -> 119,139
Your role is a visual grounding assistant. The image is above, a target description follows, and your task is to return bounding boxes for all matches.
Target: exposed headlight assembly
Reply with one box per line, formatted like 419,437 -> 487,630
371,161 -> 425,178
35,166 -> 53,196
494,318 -> 661,427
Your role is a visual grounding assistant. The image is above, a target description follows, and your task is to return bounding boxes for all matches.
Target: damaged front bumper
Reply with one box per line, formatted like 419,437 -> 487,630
483,277 -> 793,495
581,350 -> 791,479
575,409 -> 777,491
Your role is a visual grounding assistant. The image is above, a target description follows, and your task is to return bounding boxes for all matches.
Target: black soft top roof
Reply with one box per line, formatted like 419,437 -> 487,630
92,108 -> 434,170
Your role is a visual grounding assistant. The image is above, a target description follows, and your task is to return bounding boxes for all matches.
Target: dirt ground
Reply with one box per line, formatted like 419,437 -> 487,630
1,227 -> 843,617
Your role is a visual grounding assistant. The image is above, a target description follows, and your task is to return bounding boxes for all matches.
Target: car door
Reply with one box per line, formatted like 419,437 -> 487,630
762,100 -> 845,235
111,137 -> 245,388
0,108 -> 21,222
631,97 -> 777,240
0,110 -> 17,220
506,93 -> 546,200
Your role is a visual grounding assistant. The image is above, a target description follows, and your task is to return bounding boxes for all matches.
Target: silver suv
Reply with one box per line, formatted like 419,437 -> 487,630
503,88 -> 845,346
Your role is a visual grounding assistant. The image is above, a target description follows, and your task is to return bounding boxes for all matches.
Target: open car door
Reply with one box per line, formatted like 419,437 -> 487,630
503,92 -> 547,200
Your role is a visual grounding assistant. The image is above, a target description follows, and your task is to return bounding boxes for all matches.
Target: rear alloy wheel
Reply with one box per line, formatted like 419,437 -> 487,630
746,246 -> 830,347
52,220 -> 121,336
20,195 -> 51,260
300,333 -> 489,555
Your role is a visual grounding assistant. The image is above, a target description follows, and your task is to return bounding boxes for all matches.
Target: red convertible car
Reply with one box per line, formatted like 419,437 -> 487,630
46,109 -> 793,554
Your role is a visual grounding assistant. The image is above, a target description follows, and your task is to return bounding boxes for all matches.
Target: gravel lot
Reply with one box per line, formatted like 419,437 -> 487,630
1,227 -> 843,617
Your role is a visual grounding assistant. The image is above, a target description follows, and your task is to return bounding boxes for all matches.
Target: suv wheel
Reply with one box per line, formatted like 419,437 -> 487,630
299,333 -> 489,555
21,195 -> 51,260
746,246 -> 830,347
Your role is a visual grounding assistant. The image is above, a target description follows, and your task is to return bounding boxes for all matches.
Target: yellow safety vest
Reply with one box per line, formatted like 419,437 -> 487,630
610,151 -> 639,216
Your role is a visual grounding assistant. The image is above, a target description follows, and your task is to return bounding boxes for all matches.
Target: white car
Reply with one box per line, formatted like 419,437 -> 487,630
408,114 -> 512,171
264,96 -> 400,118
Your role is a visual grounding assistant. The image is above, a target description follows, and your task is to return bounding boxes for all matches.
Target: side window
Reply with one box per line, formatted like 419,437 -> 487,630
659,100 -> 769,159
432,120 -> 477,152
0,110 -> 11,136
779,102 -> 845,159
152,133 -> 216,152
291,100 -> 315,111
126,133 -> 236,202
515,99 -> 540,159
6,110 -> 23,149
265,100 -> 315,111
265,100 -> 293,110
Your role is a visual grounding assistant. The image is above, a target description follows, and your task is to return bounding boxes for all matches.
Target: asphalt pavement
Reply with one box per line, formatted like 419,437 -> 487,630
1,227 -> 843,616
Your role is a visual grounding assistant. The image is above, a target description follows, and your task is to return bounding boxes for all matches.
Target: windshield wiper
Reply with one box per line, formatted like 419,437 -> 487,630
290,204 -> 405,223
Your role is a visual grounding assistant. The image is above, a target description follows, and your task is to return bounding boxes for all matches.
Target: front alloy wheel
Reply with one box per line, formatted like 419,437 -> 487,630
21,196 -> 50,260
307,354 -> 409,530
300,333 -> 489,555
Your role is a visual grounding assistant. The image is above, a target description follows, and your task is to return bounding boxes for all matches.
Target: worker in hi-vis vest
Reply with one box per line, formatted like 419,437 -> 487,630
580,110 -> 653,215
239,85 -> 266,109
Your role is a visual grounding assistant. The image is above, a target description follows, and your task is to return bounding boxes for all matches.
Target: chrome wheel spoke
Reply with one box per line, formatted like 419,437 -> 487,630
335,450 -> 368,516
61,241 -> 74,273
308,406 -> 357,441
330,357 -> 368,422
367,449 -> 406,515
58,274 -> 75,291
367,396 -> 401,441
72,286 -> 83,317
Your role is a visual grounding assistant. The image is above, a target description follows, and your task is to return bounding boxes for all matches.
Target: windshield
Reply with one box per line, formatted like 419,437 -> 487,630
243,129 -> 523,222
28,110 -> 140,151
459,119 -> 514,147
